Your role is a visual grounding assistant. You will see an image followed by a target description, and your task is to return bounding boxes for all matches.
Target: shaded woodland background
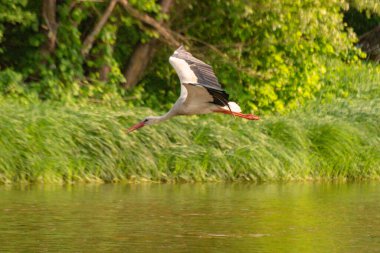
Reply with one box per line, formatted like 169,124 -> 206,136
0,0 -> 380,184
0,0 -> 379,113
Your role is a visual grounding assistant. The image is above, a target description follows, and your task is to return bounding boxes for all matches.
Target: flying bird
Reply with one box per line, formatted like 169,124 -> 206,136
127,46 -> 259,133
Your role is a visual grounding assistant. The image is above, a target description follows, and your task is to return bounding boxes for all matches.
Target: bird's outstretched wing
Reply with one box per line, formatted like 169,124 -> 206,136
169,46 -> 223,91
169,46 -> 230,108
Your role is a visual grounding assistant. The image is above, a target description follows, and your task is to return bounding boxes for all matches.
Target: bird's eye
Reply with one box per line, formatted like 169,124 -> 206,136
143,119 -> 148,123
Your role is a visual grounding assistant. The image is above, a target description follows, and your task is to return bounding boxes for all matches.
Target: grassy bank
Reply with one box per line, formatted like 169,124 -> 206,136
0,64 -> 379,184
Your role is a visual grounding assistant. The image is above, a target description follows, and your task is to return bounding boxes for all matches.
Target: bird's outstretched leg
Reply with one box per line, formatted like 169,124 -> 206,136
213,109 -> 260,120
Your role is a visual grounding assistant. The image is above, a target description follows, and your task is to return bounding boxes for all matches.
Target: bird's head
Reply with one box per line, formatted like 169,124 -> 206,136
127,116 -> 161,133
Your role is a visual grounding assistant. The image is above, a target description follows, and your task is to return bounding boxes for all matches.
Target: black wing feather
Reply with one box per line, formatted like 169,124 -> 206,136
206,88 -> 229,106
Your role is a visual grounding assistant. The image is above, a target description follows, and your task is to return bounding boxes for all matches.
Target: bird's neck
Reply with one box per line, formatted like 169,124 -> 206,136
162,109 -> 177,121
152,109 -> 176,124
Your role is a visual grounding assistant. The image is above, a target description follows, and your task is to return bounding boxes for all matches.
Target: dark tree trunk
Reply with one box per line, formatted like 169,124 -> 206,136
123,40 -> 158,88
358,25 -> 380,63
42,0 -> 57,55
100,65 -> 112,81
123,0 -> 176,89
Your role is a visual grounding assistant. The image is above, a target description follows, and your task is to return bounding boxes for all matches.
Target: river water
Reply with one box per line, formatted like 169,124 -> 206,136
1,182 -> 380,252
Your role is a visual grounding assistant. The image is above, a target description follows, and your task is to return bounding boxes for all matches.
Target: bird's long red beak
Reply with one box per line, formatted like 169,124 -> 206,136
127,121 -> 145,133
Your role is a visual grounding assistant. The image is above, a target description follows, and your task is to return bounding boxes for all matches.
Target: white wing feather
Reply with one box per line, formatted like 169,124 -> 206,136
169,56 -> 198,84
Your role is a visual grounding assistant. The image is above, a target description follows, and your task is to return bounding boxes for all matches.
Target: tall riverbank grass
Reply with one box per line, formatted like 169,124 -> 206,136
0,63 -> 379,184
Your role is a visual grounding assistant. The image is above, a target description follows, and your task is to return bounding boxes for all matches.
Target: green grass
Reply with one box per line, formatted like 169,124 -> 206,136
0,63 -> 379,184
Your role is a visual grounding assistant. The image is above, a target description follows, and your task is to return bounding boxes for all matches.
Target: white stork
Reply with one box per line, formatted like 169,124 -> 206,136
127,46 -> 259,133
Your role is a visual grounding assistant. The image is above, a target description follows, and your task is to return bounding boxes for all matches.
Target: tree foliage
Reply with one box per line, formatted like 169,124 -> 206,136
0,0 -> 378,113
349,0 -> 380,15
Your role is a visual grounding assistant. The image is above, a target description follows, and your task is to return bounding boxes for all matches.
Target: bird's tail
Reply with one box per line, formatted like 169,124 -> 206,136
222,102 -> 241,113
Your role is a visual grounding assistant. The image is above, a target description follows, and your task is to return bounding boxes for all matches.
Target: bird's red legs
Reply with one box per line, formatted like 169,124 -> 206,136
213,109 -> 260,120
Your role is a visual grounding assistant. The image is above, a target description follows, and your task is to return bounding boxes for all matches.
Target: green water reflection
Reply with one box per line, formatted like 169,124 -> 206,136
1,183 -> 380,252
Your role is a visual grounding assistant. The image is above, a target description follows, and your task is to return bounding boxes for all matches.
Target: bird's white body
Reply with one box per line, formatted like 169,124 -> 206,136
127,46 -> 258,133
177,84 -> 216,115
